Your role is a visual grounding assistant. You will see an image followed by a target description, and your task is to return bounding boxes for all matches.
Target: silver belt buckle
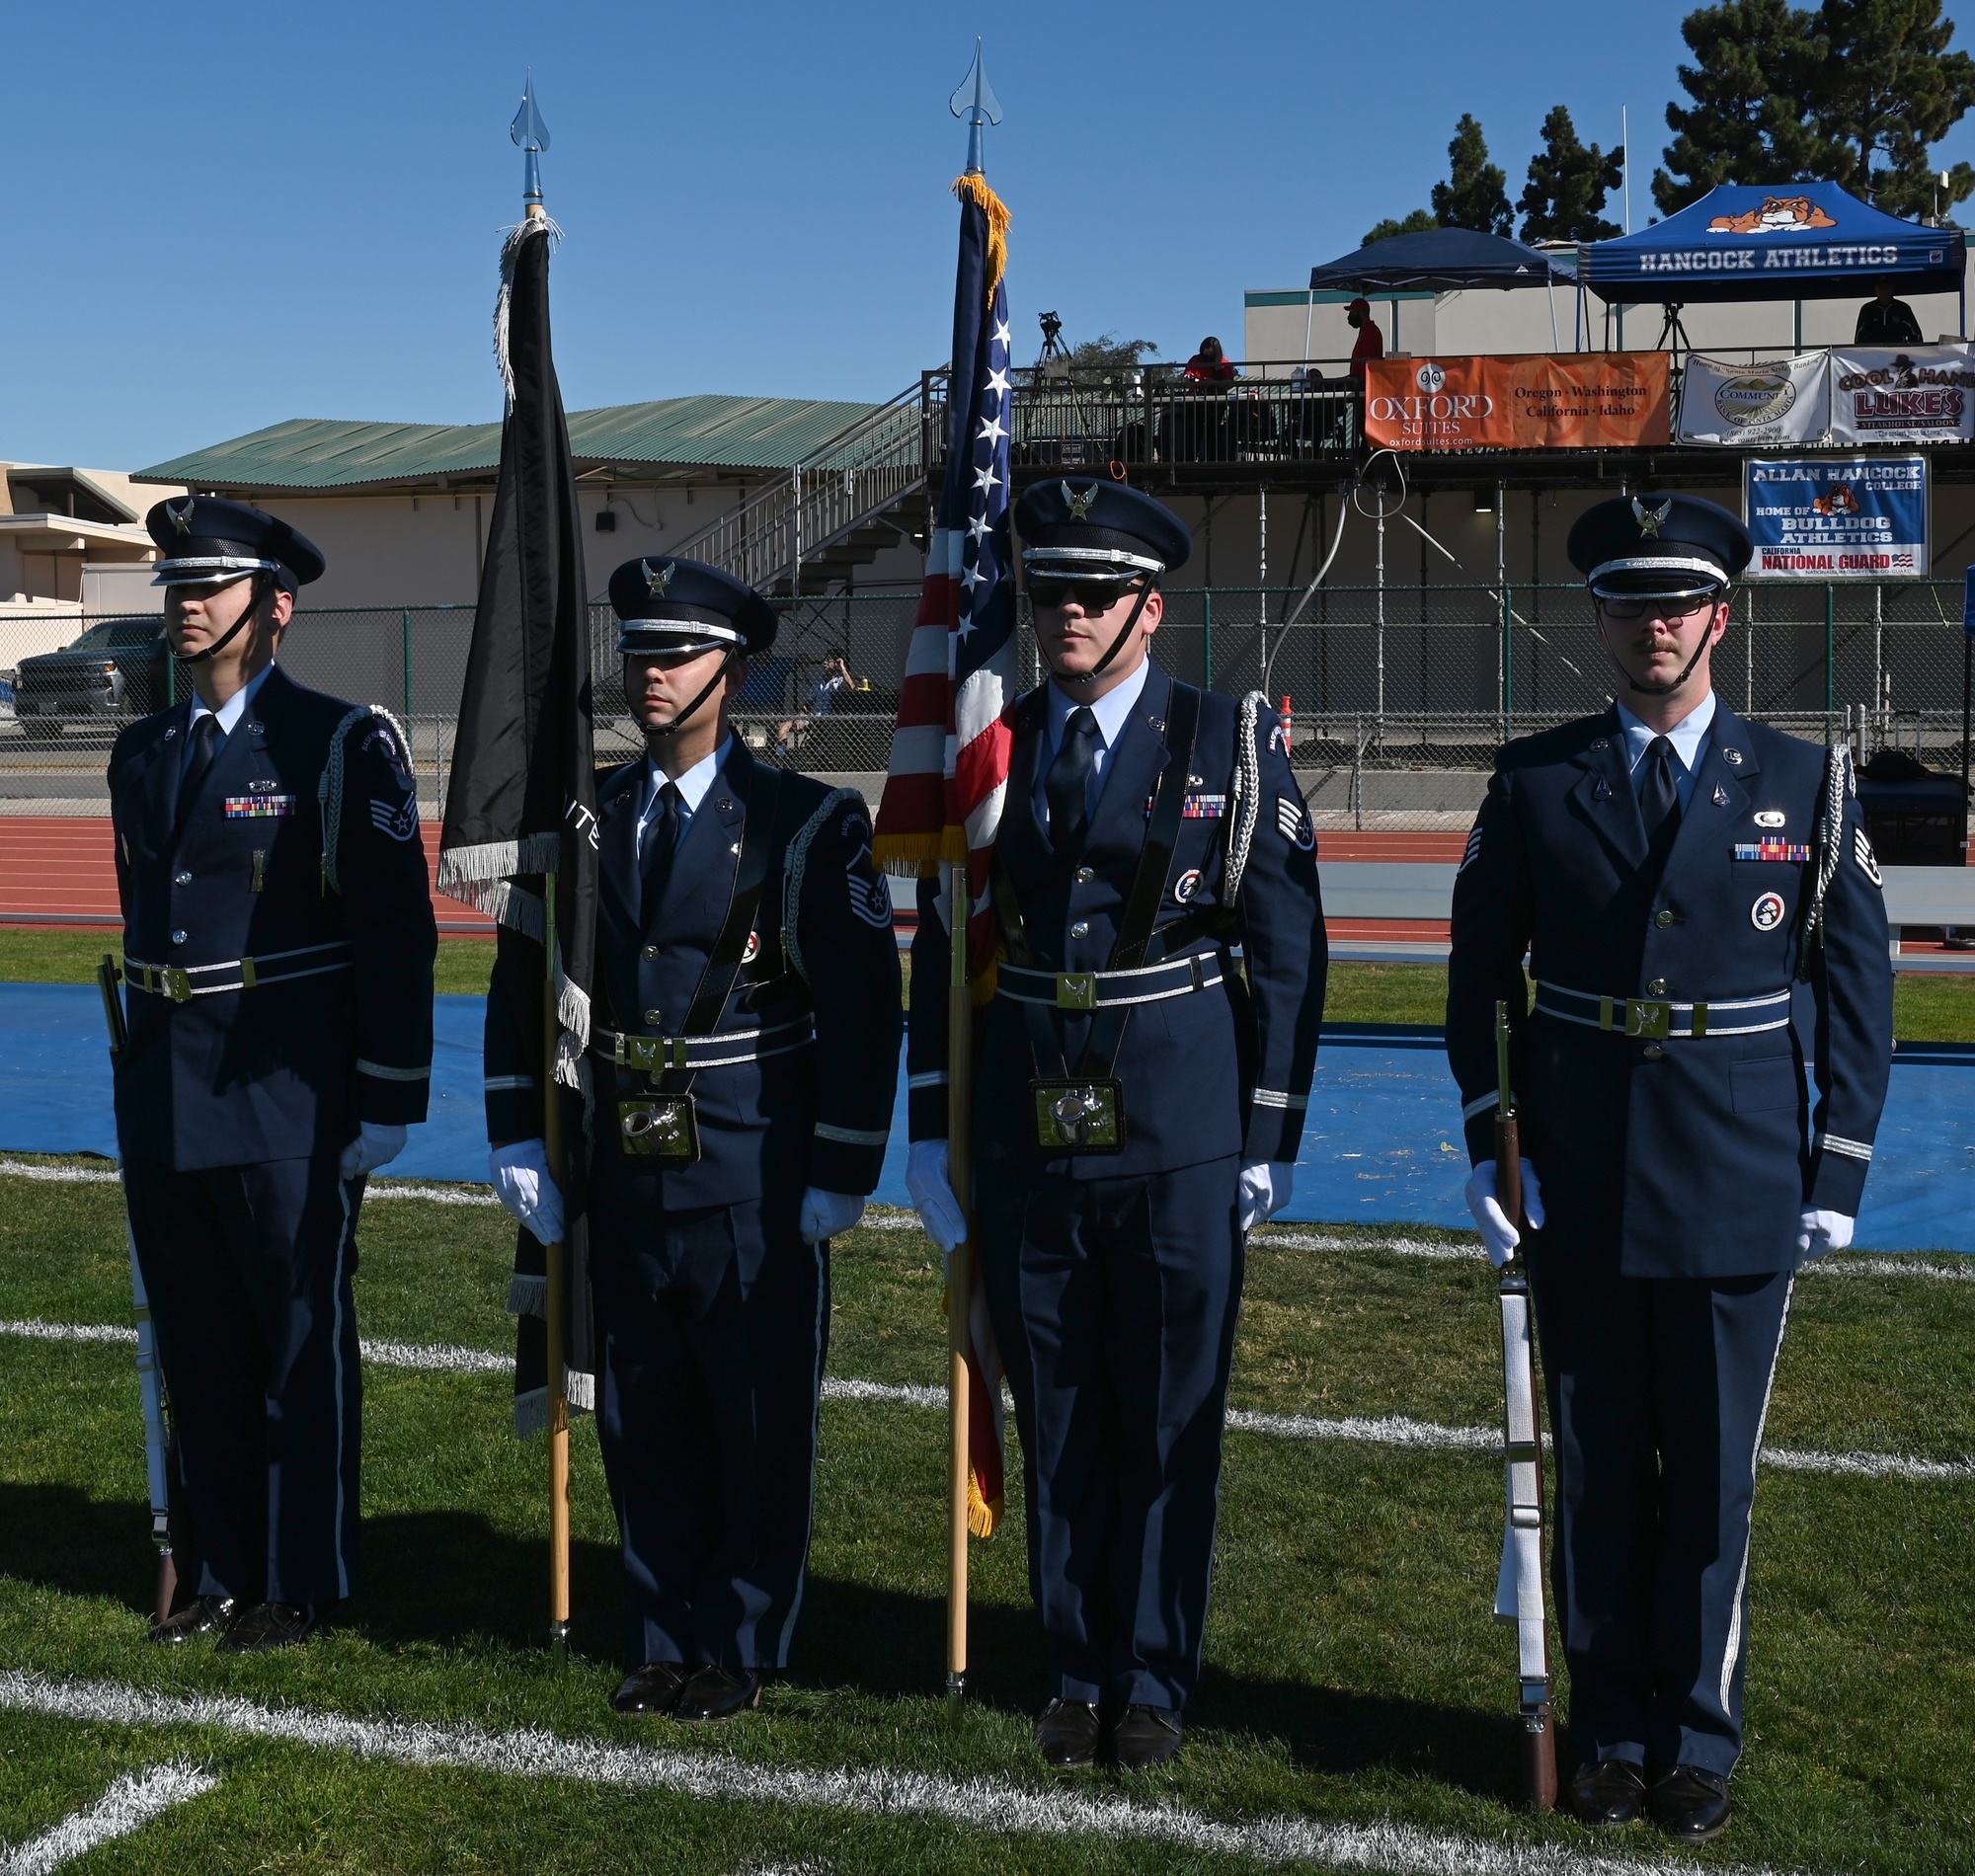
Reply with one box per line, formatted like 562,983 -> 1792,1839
1624,998 -> 1672,1041
162,967 -> 193,1005
1056,973 -> 1096,1011
621,1036 -> 663,1072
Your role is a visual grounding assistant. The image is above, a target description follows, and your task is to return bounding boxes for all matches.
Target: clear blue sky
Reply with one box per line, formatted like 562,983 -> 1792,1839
8,0 -> 1975,471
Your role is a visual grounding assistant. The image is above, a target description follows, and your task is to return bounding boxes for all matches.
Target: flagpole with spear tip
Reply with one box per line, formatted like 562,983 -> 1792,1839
943,39 -> 1002,1716
509,72 -> 574,1656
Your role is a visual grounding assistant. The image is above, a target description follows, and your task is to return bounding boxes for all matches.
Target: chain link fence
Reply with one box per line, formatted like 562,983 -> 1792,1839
4,584 -> 1969,828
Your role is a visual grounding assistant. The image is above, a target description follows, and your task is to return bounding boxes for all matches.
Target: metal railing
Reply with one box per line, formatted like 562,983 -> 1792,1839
4,582 -> 1969,830
661,382 -> 936,590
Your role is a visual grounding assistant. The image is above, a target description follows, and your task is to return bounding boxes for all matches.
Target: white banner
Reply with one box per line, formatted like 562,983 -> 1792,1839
1676,352 -> 1830,445
1829,346 -> 1975,444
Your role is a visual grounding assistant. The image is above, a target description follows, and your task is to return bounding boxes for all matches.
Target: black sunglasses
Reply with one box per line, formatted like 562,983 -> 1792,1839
1028,577 -> 1145,611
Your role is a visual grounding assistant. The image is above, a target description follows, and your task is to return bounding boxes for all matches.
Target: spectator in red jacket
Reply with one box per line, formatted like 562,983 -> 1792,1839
1184,336 -> 1237,383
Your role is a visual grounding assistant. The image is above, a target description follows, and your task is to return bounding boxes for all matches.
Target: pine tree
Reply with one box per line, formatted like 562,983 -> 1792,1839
1363,207 -> 1440,246
1815,0 -> 1975,217
1520,107 -> 1625,241
1432,116 -> 1513,236
1653,0 -> 1829,214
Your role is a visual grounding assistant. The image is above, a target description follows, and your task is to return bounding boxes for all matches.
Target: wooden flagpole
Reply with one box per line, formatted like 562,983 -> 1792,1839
542,873 -> 572,1653
946,863 -> 974,1709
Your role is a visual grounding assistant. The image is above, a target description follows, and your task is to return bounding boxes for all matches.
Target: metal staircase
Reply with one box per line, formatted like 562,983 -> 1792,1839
661,379 -> 940,595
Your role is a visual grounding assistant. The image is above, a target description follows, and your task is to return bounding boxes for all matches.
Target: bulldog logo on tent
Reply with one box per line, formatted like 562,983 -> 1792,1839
1708,195 -> 1839,235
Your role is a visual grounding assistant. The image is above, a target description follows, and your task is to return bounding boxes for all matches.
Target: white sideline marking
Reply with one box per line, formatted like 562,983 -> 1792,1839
0,1672 -> 1809,1876
5,1162 -> 1972,1279
0,1759 -> 217,1875
2,1323 -> 1968,1485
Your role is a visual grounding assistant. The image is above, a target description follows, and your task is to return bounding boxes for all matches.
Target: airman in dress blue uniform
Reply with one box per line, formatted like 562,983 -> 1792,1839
1448,494 -> 1893,1843
907,481 -> 1327,1770
111,497 -> 437,1653
484,557 -> 902,1723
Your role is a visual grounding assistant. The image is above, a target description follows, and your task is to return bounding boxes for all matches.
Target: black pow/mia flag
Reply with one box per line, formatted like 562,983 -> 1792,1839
436,212 -> 598,1435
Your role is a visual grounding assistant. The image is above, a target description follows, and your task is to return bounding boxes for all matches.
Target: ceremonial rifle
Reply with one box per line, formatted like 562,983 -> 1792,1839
97,954 -> 181,1625
1492,997 -> 1557,1809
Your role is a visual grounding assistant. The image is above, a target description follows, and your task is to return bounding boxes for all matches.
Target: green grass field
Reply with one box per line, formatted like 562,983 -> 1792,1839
1,1162 -> 1972,1872
7,929 -> 1975,1037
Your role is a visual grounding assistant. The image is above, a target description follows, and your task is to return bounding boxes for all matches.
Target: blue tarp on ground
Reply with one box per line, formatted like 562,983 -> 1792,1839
3,984 -> 1971,1252
1578,182 -> 1966,305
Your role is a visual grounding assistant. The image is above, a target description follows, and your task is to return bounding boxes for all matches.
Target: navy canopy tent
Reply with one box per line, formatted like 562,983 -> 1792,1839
1308,227 -> 1573,294
1578,183 -> 1965,304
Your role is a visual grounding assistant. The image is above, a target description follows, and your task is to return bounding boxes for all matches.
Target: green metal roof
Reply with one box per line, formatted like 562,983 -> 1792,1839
134,394 -> 886,491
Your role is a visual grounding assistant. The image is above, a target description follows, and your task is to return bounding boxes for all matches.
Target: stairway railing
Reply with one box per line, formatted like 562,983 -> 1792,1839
662,378 -> 941,590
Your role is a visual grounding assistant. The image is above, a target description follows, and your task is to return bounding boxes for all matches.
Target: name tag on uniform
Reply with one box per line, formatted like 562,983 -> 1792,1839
1733,841 -> 1810,862
223,794 -> 295,819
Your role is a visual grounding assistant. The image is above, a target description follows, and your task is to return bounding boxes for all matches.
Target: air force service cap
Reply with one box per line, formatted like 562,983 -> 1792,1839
147,496 -> 325,591
1014,478 -> 1193,586
608,556 -> 778,658
1567,493 -> 1752,601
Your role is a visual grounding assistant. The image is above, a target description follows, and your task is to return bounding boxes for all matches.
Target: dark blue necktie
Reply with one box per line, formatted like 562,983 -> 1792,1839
1641,735 -> 1682,874
174,714 -> 221,834
639,781 -> 681,930
1045,707 -> 1099,856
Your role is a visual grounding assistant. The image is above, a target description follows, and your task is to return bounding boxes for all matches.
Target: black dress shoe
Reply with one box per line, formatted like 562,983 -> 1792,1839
673,1665 -> 761,1723
1648,1764 -> 1732,1843
147,1595 -> 234,1645
216,1602 -> 317,1654
610,1662 -> 692,1715
1568,1758 -> 1646,1826
1108,1704 -> 1184,1770
1034,1698 -> 1101,1769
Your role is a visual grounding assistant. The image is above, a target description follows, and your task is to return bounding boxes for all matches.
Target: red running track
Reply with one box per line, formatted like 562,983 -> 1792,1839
0,818 -> 496,934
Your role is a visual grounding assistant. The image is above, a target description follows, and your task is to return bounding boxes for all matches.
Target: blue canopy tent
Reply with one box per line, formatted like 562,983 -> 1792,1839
1304,227 -> 1575,353
1578,182 -> 1966,346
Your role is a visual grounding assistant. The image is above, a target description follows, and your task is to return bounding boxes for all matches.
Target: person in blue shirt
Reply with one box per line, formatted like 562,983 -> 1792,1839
110,497 -> 435,1654
483,557 -> 901,1723
906,480 -> 1326,1771
1447,493 -> 1893,1844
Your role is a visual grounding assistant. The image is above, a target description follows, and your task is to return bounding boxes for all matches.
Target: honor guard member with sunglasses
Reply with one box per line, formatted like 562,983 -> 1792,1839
1447,494 -> 1893,1843
108,497 -> 437,1653
484,557 -> 901,1724
906,481 -> 1327,1771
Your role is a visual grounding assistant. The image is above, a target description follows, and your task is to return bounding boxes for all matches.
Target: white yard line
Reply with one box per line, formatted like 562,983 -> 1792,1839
0,1671 -> 1805,1876
4,1161 -> 1972,1278
1,1319 -> 1961,1484
0,1760 -> 217,1875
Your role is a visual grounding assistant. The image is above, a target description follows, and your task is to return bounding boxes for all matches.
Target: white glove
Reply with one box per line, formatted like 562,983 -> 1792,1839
1238,1161 -> 1296,1231
490,1138 -> 565,1247
906,1138 -> 967,1254
800,1187 -> 865,1244
1795,1208 -> 1854,1260
339,1122 -> 408,1181
1464,1158 -> 1545,1268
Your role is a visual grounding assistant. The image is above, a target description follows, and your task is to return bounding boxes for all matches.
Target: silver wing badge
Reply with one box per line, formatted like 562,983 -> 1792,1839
1063,482 -> 1098,521
1631,497 -> 1672,538
643,559 -> 674,596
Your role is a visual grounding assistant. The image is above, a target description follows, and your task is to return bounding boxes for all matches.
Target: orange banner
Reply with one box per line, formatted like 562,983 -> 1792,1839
1363,352 -> 1672,450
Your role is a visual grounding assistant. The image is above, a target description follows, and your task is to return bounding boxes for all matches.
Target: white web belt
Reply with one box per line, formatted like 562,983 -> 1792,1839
996,954 -> 1223,1011
1534,981 -> 1791,1040
592,1016 -> 814,1073
123,941 -> 353,1003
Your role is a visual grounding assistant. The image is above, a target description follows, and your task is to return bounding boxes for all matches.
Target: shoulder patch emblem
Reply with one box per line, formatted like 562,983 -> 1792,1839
368,797 -> 419,842
742,928 -> 760,965
1460,825 -> 1483,873
1854,824 -> 1883,887
1751,891 -> 1786,932
1173,867 -> 1203,903
846,838 -> 893,929
1276,796 -> 1315,849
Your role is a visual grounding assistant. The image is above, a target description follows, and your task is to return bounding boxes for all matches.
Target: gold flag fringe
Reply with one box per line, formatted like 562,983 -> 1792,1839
951,172 -> 1010,309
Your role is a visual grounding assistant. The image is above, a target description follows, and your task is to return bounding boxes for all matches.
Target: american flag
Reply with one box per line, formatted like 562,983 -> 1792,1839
875,172 -> 1017,985
873,170 -> 1014,1538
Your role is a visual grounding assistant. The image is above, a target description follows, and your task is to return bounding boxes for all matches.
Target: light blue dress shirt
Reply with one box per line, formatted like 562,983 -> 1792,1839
1038,660 -> 1150,829
1615,690 -> 1716,815
182,661 -> 276,779
636,736 -> 732,860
